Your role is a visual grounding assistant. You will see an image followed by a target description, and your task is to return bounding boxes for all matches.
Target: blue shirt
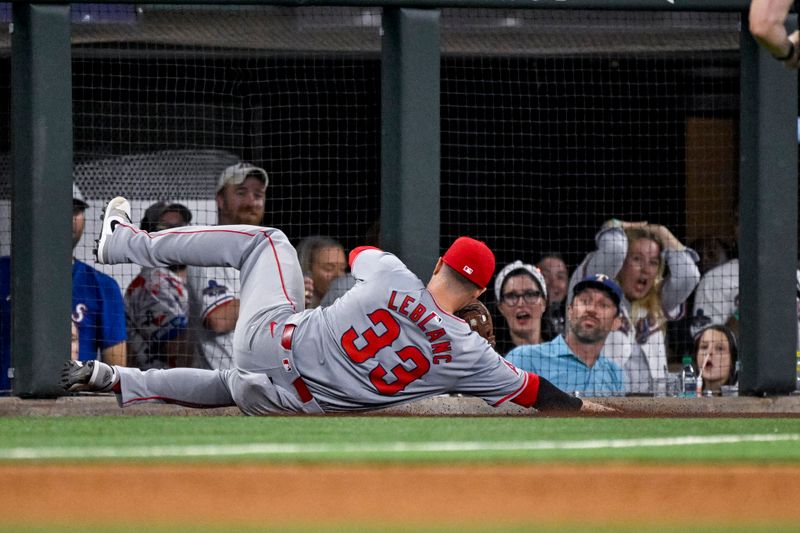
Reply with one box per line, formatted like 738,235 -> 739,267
71,259 -> 127,361
0,257 -> 127,393
505,335 -> 624,397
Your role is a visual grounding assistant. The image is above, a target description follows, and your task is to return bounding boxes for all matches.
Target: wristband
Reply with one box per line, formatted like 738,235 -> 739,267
534,377 -> 583,412
773,40 -> 796,61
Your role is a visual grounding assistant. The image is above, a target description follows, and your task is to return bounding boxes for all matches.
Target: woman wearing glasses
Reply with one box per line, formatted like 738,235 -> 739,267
569,220 -> 700,394
492,261 -> 548,354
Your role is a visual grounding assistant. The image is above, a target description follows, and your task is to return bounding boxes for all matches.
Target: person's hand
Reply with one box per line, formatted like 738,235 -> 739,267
603,219 -> 647,230
621,220 -> 648,230
645,224 -> 684,251
579,399 -> 618,414
304,275 -> 314,309
454,300 -> 496,348
783,30 -> 800,69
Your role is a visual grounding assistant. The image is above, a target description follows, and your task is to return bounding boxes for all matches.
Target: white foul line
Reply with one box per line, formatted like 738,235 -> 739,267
1,433 -> 799,460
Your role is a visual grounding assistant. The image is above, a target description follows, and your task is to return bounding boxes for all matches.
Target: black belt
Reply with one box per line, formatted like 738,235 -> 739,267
280,324 -> 314,404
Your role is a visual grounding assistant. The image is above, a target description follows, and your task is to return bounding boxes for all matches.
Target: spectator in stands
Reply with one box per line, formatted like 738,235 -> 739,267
689,236 -> 731,276
493,260 -> 547,354
667,235 -> 731,360
691,255 -> 800,350
690,200 -> 800,350
296,236 -> 347,309
536,253 -> 568,341
693,325 -> 738,395
506,274 -> 624,397
125,201 -> 193,369
69,183 -> 128,365
157,203 -> 192,233
187,162 -> 268,369
570,219 -> 700,394
319,222 -> 382,308
0,183 -> 127,393
749,0 -> 800,68
320,273 -> 357,307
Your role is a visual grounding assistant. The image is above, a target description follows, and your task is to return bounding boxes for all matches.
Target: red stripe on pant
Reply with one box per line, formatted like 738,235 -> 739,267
281,324 -> 314,404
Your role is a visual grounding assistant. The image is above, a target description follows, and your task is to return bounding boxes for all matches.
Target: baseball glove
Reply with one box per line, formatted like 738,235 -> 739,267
455,299 -> 496,349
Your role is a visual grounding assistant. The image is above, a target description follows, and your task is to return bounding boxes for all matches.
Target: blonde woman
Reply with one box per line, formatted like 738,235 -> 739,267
569,220 -> 700,394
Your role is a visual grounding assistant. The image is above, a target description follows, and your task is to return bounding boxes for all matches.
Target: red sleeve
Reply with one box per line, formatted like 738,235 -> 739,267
349,246 -> 382,268
510,372 -> 540,408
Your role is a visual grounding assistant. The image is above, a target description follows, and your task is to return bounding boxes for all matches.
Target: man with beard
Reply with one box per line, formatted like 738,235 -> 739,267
187,163 -> 268,369
505,274 -> 624,397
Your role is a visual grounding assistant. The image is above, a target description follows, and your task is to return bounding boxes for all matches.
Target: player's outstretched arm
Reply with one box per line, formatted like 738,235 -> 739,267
579,399 -> 617,414
533,377 -> 618,414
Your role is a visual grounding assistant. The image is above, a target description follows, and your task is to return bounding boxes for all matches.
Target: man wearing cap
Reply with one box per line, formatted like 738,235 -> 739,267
0,184 -> 127,392
186,162 -> 268,370
69,183 -> 128,366
125,201 -> 193,369
493,260 -> 548,353
505,274 -> 625,397
63,196 -> 612,415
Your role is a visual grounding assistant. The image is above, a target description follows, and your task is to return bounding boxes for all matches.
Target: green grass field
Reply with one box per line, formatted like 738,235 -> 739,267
1,416 -> 799,463
2,416 -> 800,532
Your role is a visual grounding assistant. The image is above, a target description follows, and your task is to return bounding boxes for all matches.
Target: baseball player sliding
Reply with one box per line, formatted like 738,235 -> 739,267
62,197 -> 611,414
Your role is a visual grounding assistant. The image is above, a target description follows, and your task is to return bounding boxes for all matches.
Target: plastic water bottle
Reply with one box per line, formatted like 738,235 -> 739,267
681,356 -> 698,398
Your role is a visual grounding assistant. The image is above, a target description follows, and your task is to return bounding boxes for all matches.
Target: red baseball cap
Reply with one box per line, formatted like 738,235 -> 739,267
442,237 -> 495,289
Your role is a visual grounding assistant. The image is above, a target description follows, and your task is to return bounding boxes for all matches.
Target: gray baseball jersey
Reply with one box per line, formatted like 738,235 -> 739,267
292,247 -> 532,411
106,224 -> 540,415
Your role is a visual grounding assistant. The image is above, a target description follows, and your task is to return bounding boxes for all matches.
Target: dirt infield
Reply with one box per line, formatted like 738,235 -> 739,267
3,396 -> 800,528
3,463 -> 799,528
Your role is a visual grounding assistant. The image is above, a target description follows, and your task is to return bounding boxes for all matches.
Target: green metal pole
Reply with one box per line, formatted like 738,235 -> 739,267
381,8 -> 441,279
738,15 -> 798,395
11,4 -> 73,397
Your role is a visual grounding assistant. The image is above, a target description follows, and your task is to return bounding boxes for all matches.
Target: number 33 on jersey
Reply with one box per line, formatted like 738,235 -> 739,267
298,247 -> 541,411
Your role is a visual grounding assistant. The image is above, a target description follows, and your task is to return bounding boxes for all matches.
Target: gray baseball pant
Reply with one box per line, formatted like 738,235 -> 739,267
106,223 -> 323,414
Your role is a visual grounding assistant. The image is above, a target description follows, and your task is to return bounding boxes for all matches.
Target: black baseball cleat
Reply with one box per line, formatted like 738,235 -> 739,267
94,196 -> 131,265
61,360 -> 118,393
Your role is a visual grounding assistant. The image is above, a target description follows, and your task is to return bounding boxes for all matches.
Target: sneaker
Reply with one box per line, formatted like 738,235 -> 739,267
94,196 -> 131,265
61,360 -> 118,393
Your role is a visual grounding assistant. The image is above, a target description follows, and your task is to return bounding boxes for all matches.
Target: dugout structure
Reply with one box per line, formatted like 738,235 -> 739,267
2,0 -> 797,398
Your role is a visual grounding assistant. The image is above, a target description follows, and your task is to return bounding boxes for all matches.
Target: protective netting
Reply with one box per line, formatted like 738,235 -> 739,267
0,6 -> 762,397
439,10 -> 742,396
